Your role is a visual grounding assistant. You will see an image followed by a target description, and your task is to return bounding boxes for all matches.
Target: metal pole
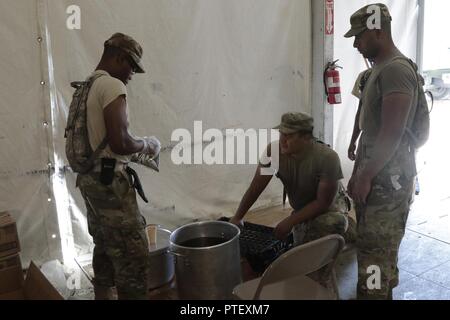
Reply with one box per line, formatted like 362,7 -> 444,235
416,0 -> 425,73
312,0 -> 334,146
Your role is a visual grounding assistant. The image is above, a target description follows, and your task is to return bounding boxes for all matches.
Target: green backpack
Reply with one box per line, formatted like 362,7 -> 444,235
64,74 -> 108,174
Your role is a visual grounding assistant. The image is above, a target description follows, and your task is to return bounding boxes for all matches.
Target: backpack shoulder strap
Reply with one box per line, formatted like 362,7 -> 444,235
88,137 -> 108,163
88,72 -> 106,84
77,73 -> 109,161
86,73 -> 109,154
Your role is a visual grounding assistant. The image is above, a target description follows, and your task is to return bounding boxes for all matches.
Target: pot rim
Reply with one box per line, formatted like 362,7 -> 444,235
169,221 -> 240,251
148,228 -> 173,257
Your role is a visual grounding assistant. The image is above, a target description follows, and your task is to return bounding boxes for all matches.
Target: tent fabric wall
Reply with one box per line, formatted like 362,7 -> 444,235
1,0 -> 313,265
0,0 -> 62,267
333,0 -> 419,185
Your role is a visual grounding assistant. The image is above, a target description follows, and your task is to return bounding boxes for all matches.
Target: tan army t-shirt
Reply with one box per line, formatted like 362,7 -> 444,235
86,70 -> 131,164
357,56 -> 418,179
359,56 -> 417,138
275,141 -> 344,211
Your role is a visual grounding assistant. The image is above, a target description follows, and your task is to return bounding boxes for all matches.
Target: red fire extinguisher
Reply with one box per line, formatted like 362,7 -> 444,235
324,60 -> 343,104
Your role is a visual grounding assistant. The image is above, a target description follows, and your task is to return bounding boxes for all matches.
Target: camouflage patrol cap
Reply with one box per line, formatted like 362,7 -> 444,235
344,3 -> 392,38
104,32 -> 145,73
274,112 -> 314,134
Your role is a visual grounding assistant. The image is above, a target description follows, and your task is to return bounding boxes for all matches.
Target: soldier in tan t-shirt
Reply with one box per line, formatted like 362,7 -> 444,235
345,4 -> 418,300
230,113 -> 350,246
75,33 -> 161,300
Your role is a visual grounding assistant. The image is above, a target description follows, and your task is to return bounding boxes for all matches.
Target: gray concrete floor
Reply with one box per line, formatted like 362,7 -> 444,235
336,203 -> 450,300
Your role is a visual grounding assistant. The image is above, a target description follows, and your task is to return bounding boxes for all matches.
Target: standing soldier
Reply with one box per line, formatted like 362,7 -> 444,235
344,4 -> 419,299
68,33 -> 161,299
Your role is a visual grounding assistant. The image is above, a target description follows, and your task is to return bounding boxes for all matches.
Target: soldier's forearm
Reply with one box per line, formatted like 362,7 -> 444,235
115,135 -> 145,155
289,200 -> 329,226
234,186 -> 262,219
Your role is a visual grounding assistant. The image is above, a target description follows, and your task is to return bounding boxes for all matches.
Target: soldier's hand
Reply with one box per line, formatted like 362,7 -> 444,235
274,218 -> 293,241
141,136 -> 161,157
230,216 -> 244,228
348,143 -> 357,161
352,175 -> 372,205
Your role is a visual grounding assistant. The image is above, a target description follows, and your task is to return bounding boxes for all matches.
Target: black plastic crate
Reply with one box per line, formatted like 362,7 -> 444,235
219,218 -> 293,273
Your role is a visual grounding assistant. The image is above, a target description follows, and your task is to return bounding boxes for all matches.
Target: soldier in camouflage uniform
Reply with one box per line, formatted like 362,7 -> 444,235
76,33 -> 161,299
230,113 -> 352,294
344,4 -> 418,299
77,171 -> 150,299
230,113 -> 352,246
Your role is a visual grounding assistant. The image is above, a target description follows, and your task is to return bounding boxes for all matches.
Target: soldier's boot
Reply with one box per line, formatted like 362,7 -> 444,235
94,284 -> 115,300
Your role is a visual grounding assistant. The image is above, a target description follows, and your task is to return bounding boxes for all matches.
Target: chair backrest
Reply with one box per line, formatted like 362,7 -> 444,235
253,234 -> 345,299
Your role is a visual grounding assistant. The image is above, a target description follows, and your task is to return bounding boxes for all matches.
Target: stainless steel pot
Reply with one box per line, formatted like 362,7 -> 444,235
170,221 -> 242,300
147,227 -> 174,290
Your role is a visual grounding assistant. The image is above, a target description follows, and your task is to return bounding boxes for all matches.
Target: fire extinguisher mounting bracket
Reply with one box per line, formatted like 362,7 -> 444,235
326,59 -> 343,70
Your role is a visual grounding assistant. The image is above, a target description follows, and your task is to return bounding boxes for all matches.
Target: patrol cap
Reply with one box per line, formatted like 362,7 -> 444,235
274,112 -> 314,135
344,3 -> 392,38
104,32 -> 145,73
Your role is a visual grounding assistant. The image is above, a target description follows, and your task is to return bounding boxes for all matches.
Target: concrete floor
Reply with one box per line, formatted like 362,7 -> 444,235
336,203 -> 450,300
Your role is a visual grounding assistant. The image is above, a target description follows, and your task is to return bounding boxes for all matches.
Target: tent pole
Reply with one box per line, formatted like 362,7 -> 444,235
416,0 -> 425,73
312,0 -> 334,146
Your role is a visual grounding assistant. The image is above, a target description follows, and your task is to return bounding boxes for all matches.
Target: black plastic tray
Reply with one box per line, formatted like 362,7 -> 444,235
220,218 -> 293,273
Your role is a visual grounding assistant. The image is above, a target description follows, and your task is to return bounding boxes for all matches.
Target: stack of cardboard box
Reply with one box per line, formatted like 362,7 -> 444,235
0,212 -> 63,300
0,212 -> 22,299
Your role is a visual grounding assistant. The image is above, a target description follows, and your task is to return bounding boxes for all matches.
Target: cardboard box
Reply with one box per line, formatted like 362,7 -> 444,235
0,253 -> 21,270
0,212 -> 21,258
0,254 -> 24,298
0,257 -> 63,300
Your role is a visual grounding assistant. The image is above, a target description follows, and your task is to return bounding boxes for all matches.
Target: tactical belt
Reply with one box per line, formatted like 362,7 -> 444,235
92,162 -> 127,172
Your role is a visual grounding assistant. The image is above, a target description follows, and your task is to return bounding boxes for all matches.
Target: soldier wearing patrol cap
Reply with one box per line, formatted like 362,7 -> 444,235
344,3 -> 392,39
344,4 -> 419,300
76,33 -> 161,299
231,112 -> 352,264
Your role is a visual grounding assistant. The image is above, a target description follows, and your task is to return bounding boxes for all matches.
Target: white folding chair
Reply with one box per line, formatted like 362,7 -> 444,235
233,234 -> 345,300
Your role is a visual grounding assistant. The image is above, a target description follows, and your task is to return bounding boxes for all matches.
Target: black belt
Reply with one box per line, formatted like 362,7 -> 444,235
125,166 -> 149,203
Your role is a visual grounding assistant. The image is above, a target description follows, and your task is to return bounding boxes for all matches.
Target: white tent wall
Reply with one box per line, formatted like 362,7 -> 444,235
0,0 -> 63,267
334,0 -> 419,185
5,0 -> 314,265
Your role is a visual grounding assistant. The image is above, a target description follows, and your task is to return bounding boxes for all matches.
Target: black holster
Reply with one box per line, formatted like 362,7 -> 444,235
125,166 -> 149,203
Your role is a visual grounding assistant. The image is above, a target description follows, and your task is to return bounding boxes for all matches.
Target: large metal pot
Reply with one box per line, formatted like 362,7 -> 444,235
147,226 -> 175,290
170,221 -> 242,300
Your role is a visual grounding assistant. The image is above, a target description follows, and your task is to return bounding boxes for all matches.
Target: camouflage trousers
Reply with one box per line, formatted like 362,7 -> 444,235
355,177 -> 414,300
292,211 -> 349,296
76,171 -> 150,300
292,211 -> 349,247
